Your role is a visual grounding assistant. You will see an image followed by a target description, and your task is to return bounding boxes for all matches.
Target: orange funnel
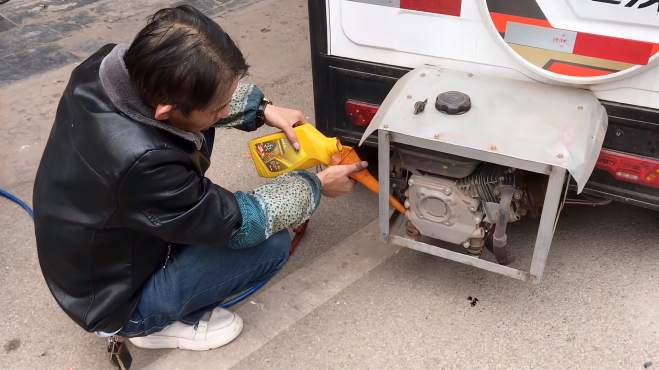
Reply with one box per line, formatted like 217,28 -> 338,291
337,146 -> 406,215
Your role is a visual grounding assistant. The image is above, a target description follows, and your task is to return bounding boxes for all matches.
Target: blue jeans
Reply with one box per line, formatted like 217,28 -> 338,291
118,230 -> 291,337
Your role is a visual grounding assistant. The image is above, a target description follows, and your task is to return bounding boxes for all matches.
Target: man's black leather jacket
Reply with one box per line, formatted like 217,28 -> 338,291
33,45 -> 243,332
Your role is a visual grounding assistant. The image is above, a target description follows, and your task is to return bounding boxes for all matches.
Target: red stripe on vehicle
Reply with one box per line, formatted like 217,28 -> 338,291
652,44 -> 659,57
489,12 -> 551,33
546,62 -> 615,77
573,33 -> 654,66
400,0 -> 461,16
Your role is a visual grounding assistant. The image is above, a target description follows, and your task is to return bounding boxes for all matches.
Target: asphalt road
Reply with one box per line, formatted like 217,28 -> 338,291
0,0 -> 657,369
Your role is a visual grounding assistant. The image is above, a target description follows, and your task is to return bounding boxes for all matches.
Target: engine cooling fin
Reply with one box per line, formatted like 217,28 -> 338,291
457,165 -> 516,203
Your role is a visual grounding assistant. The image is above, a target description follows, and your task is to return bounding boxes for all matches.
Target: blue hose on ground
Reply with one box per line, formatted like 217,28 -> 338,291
220,280 -> 268,308
0,187 -> 34,219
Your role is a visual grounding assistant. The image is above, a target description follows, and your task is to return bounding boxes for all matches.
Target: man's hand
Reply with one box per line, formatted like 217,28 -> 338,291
264,104 -> 305,151
317,161 -> 369,198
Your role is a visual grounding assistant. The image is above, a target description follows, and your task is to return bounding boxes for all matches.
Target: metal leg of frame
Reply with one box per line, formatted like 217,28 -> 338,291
378,130 -> 391,241
529,166 -> 567,282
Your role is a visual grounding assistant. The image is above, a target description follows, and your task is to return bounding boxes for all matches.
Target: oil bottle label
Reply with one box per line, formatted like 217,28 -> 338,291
254,138 -> 303,173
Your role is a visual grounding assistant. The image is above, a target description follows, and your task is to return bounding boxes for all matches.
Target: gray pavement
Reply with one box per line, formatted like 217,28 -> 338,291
236,204 -> 659,370
0,0 -> 657,369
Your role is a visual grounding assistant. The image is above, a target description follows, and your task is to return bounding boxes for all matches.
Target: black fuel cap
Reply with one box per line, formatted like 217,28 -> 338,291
435,91 -> 471,115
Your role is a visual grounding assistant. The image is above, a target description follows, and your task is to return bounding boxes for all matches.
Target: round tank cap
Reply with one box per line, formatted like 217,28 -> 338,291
435,91 -> 471,115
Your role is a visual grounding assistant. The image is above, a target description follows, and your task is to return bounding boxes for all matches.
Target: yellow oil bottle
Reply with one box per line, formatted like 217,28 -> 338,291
248,123 -> 342,178
248,123 -> 407,215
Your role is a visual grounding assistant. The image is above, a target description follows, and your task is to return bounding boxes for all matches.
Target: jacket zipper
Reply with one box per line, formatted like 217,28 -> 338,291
163,244 -> 172,269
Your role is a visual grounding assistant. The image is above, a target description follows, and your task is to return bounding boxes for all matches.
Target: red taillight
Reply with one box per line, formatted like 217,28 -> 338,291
345,100 -> 379,127
596,149 -> 659,189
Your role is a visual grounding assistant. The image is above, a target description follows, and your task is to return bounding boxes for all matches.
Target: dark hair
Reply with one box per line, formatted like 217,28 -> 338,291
124,5 -> 248,115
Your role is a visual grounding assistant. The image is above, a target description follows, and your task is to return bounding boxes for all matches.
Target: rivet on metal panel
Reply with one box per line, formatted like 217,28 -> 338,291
577,105 -> 583,111
467,73 -> 474,78
383,124 -> 390,129
406,95 -> 412,100
420,73 -> 426,77
490,145 -> 498,151
433,133 -> 441,139
556,153 -> 564,159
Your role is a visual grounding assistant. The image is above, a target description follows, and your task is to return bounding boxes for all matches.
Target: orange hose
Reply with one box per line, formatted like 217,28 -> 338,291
337,146 -> 407,214
290,220 -> 309,256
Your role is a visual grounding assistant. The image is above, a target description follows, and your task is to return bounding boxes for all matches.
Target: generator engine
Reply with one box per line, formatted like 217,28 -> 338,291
395,147 -> 532,263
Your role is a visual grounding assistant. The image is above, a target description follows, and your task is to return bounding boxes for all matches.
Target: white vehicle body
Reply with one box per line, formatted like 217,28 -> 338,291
309,0 -> 659,280
327,0 -> 659,108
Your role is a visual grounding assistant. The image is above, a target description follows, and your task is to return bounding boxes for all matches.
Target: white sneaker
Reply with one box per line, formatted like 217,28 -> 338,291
128,307 -> 243,351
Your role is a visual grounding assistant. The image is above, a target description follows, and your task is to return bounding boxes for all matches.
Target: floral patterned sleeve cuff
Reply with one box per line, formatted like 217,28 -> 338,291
214,83 -> 264,131
228,171 -> 322,249
228,191 -> 268,250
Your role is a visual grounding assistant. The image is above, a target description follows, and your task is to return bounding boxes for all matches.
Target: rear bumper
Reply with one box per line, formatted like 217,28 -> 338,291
310,53 -> 659,211
585,170 -> 659,210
